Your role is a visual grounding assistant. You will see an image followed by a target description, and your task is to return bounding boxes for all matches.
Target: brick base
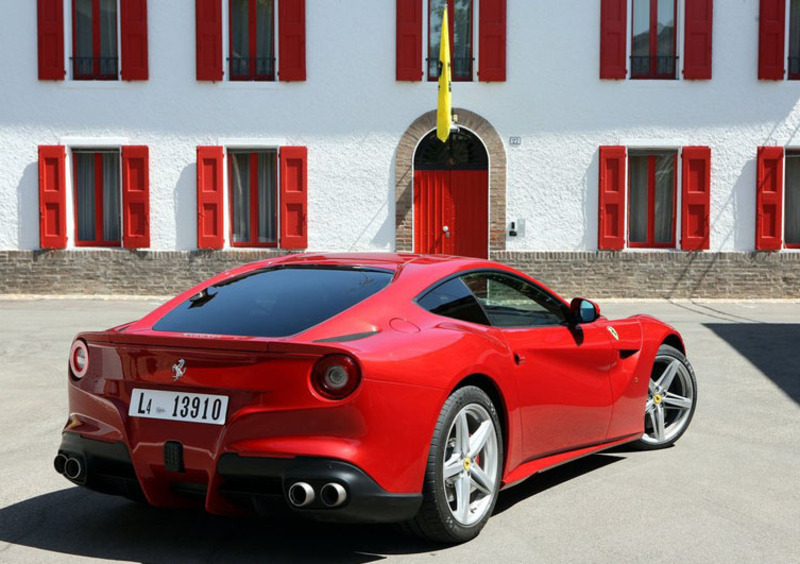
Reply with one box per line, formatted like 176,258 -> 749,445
0,250 -> 798,298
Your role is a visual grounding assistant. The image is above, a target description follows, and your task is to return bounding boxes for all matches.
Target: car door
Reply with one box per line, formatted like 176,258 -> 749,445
461,272 -> 616,459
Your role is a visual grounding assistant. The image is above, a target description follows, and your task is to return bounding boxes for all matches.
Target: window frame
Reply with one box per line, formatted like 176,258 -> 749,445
426,0 -> 475,82
630,0 -> 679,80
627,151 -> 679,249
71,148 -> 123,248
784,149 -> 800,248
70,0 -> 120,81
415,268 -> 570,329
227,149 -> 279,248
788,0 -> 800,79
227,0 -> 276,81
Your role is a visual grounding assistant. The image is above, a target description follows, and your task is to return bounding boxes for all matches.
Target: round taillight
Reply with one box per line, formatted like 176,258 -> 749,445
69,340 -> 89,379
311,355 -> 361,400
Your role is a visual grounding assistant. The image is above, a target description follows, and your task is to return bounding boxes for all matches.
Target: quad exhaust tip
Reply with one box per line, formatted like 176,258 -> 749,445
288,482 -> 315,508
64,457 -> 84,481
53,454 -> 68,475
320,482 -> 347,508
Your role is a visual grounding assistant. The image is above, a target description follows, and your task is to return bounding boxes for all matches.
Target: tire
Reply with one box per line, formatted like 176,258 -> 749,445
631,344 -> 698,450
404,385 -> 504,544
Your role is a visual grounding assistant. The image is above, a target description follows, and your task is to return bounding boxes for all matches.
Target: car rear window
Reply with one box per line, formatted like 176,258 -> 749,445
153,266 -> 393,338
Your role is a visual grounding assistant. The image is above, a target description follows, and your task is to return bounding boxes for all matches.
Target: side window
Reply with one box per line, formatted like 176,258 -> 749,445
461,272 -> 567,328
417,277 -> 490,325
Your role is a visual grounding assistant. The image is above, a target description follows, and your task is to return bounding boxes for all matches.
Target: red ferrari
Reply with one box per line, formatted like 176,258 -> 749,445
55,253 -> 697,543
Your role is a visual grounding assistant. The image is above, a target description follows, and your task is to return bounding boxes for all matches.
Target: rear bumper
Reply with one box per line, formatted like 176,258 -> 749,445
56,433 -> 422,524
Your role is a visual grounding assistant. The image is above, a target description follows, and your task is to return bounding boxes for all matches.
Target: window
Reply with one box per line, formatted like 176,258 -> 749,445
37,0 -> 148,81
229,0 -> 275,81
627,152 -> 677,247
786,152 -> 800,247
598,146 -> 711,251
154,267 -> 393,338
600,0 -> 712,80
631,0 -> 677,79
758,0 -> 800,80
417,277 -> 490,324
461,273 -> 567,327
195,0 -> 305,82
228,150 -> 278,247
72,150 -> 122,247
72,0 -> 119,79
428,0 -> 473,81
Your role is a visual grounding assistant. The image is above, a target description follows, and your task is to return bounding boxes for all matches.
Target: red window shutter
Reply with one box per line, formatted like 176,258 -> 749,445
396,0 -> 422,81
120,0 -> 148,80
196,146 -> 225,249
680,146 -> 711,250
121,146 -> 150,249
598,146 -> 626,250
758,0 -> 786,80
38,146 -> 67,249
683,0 -> 713,80
196,0 -> 223,81
280,146 -> 308,249
478,0 -> 507,82
279,0 -> 306,81
37,0 -> 64,80
600,0 -> 627,79
756,146 -> 784,250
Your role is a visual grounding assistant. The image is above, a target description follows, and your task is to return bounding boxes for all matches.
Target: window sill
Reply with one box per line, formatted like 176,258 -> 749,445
62,80 -> 126,90
216,80 -> 281,90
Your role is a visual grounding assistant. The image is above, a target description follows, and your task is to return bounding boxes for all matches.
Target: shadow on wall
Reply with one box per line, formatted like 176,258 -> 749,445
16,162 -> 38,249
578,150 -> 599,251
705,323 -> 800,405
731,158 -> 756,250
174,163 -> 197,251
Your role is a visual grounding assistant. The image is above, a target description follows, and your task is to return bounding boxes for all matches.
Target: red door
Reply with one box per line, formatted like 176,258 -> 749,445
412,130 -> 489,258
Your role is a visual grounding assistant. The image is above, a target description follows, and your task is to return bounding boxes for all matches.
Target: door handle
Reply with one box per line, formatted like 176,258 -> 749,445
442,225 -> 451,238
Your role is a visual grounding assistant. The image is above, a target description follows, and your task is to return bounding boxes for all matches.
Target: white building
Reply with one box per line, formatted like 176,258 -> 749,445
0,0 -> 798,297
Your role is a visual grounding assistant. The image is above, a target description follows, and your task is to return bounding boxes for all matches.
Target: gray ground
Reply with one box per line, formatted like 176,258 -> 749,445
0,298 -> 798,563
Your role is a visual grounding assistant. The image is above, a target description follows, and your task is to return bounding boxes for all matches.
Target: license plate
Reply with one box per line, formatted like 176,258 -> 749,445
129,389 -> 229,425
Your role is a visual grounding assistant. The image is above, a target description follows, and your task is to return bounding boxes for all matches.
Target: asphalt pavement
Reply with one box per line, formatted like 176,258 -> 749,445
0,297 -> 798,563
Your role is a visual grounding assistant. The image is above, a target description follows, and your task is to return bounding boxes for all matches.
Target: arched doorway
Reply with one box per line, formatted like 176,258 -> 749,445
395,108 -> 506,256
413,129 -> 489,258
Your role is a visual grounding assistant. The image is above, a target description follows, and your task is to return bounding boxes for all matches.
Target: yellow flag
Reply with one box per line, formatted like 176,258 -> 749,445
436,6 -> 452,143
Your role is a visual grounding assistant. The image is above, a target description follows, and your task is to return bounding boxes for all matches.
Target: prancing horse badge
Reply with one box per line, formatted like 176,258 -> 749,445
607,327 -> 620,341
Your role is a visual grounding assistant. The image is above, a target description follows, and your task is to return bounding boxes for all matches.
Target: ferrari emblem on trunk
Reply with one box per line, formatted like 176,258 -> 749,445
172,359 -> 186,382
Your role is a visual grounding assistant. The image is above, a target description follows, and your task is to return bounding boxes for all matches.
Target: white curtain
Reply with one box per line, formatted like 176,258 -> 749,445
231,0 -> 249,75
231,153 -> 250,242
428,0 -> 446,77
257,152 -> 276,242
628,156 -> 648,243
654,154 -> 675,243
75,153 -> 96,242
103,153 -> 121,242
452,0 -> 472,78
786,155 -> 800,245
74,0 -> 93,76
99,0 -> 118,76
255,0 -> 274,76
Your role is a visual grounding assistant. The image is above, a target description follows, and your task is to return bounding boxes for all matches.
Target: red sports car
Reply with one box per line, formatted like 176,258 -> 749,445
55,253 -> 697,543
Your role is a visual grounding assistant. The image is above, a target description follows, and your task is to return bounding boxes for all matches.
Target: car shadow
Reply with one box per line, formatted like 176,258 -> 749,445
0,454 -> 625,562
704,323 -> 800,405
493,453 -> 625,515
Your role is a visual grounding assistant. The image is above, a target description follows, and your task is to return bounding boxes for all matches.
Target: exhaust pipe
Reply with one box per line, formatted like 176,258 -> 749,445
53,454 -> 68,475
320,482 -> 347,508
287,482 -> 315,508
64,457 -> 84,481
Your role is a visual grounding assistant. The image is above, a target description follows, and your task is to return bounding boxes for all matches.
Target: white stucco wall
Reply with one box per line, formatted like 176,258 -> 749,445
1,0 -> 799,252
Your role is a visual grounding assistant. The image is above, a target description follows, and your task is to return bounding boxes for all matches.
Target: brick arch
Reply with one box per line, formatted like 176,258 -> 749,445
394,108 -> 507,253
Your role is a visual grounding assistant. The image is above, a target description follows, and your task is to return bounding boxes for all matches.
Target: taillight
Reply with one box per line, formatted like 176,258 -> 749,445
69,340 -> 89,379
311,355 -> 361,400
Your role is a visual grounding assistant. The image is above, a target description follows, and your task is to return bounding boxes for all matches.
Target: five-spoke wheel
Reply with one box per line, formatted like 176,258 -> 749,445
405,385 -> 503,543
634,344 -> 697,450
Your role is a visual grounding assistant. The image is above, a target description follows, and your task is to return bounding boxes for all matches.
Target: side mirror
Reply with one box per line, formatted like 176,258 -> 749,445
569,297 -> 600,325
